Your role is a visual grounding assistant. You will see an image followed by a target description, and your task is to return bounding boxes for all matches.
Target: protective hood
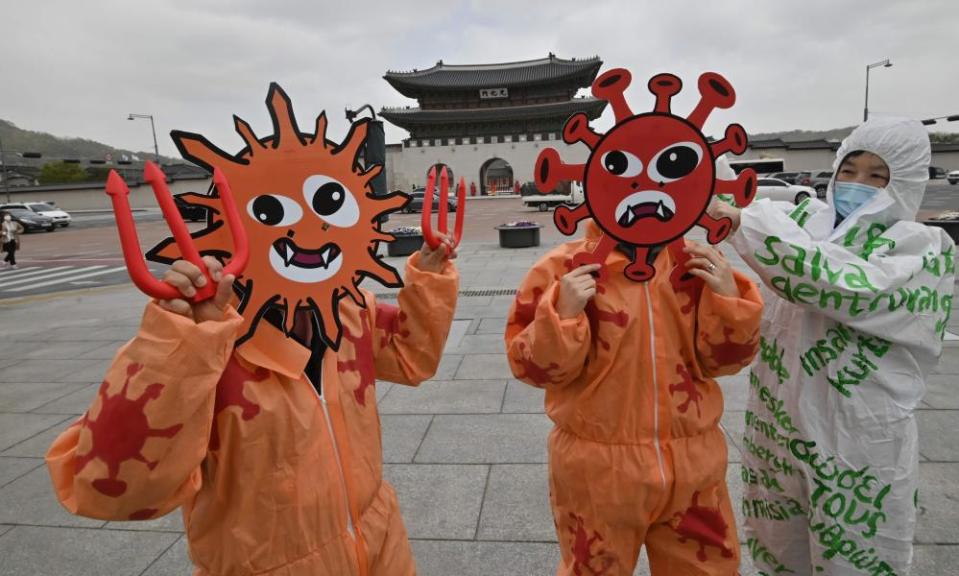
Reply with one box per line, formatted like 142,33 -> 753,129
730,117 -> 953,576
828,117 -> 930,232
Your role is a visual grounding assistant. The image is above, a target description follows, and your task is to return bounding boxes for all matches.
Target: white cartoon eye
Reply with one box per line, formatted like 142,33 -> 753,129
600,150 -> 644,177
246,194 -> 303,226
647,142 -> 703,183
303,175 -> 359,228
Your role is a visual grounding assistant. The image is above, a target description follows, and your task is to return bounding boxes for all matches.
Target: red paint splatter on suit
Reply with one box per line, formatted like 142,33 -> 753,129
514,342 -> 562,387
374,303 -> 409,348
703,327 -> 759,368
74,363 -> 182,497
670,490 -> 735,562
669,363 -> 704,418
585,302 -> 628,351
338,309 -> 376,406
567,513 -> 612,575
210,357 -> 267,450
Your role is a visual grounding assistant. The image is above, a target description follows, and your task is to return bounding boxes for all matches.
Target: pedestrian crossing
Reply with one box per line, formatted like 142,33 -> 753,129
0,264 -> 138,296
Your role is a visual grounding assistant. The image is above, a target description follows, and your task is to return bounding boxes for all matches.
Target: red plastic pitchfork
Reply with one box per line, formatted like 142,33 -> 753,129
421,165 -> 465,250
104,161 -> 248,302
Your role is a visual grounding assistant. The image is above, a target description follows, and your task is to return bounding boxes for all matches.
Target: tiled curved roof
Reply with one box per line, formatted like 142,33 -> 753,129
785,139 -> 841,150
380,98 -> 606,129
384,55 -> 602,97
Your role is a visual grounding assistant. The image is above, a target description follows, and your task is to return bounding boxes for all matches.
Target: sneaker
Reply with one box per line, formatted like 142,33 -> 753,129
10,265 -> 17,270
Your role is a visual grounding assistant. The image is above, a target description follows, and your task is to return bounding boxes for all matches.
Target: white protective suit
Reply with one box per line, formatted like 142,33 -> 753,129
729,117 -> 955,576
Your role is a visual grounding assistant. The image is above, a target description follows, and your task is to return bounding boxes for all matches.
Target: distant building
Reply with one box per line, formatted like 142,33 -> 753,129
732,139 -> 959,172
381,54 -> 607,194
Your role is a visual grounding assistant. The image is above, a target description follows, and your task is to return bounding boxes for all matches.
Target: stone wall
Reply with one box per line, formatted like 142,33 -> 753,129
385,137 -> 590,193
1,178 -> 210,211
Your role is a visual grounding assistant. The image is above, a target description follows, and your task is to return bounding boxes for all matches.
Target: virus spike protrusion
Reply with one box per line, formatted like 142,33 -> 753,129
361,164 -> 383,184
534,148 -> 586,195
572,233 -> 618,282
336,119 -> 369,166
266,83 -> 305,149
234,115 -> 264,154
709,123 -> 748,158
563,113 -> 600,148
625,251 -> 656,282
310,112 -> 329,148
176,192 -> 221,213
698,212 -> 734,244
368,256 -> 403,287
714,168 -> 758,208
375,192 -> 408,217
553,203 -> 591,236
648,73 -> 683,114
592,68 -> 634,123
173,131 -> 243,170
686,72 -> 737,130
343,284 -> 365,307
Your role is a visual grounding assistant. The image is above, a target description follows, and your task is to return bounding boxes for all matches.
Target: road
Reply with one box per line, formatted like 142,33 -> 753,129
2,181 -> 956,300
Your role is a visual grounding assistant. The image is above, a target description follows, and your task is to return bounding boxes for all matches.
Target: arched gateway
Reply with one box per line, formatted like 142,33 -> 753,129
380,54 -> 607,195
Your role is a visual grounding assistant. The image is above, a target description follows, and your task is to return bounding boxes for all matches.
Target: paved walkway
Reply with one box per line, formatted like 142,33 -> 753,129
1,235 -> 957,575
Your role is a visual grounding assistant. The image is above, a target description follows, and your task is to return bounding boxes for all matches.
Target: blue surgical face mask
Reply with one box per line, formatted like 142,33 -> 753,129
833,181 -> 880,218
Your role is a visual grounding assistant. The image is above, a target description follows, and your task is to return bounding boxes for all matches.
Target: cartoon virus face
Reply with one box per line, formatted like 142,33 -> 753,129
147,84 -> 408,349
535,68 -> 758,282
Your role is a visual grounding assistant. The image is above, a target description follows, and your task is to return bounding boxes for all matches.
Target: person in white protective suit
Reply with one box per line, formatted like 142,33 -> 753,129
709,117 -> 955,576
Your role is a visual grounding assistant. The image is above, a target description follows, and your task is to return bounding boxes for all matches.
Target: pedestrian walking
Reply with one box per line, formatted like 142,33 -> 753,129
1,212 -> 24,269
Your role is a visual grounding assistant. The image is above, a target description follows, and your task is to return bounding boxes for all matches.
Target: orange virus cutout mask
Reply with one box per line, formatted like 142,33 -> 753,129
146,83 -> 410,350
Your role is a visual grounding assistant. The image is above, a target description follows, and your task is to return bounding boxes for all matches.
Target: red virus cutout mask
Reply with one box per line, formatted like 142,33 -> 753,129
535,68 -> 758,283
147,83 -> 409,350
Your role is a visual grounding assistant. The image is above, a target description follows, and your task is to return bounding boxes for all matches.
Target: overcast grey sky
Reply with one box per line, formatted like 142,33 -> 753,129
2,0 -> 957,158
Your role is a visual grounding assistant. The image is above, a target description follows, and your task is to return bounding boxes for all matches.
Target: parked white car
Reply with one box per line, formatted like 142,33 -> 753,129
947,170 -> 959,185
754,178 -> 817,204
0,202 -> 72,227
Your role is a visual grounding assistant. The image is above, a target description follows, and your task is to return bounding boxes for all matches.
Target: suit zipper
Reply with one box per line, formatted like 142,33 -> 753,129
310,377 -> 356,539
643,282 -> 668,491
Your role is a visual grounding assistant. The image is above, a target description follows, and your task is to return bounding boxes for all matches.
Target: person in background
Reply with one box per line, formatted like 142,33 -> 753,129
1,211 -> 24,269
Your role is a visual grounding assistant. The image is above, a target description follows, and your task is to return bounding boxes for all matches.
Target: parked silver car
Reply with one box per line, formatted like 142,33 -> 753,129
807,171 -> 833,197
0,201 -> 72,227
755,178 -> 817,204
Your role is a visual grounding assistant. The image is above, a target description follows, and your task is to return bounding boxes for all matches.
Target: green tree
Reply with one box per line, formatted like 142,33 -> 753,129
38,161 -> 90,184
929,132 -> 959,144
84,166 -> 111,181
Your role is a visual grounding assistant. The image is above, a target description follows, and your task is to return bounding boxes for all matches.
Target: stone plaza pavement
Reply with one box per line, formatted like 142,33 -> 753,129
0,236 -> 957,576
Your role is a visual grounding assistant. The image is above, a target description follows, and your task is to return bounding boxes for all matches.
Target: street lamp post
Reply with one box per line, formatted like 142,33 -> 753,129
0,132 -> 10,203
864,59 -> 892,122
128,113 -> 160,163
